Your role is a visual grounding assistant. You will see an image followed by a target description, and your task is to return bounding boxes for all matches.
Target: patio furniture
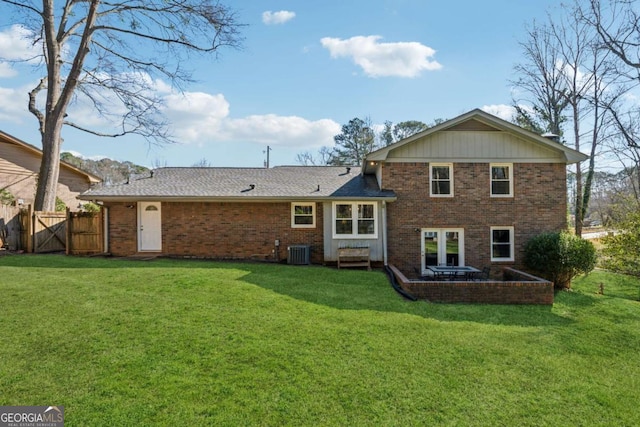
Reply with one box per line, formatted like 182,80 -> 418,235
427,265 -> 481,280
338,246 -> 371,270
473,266 -> 491,281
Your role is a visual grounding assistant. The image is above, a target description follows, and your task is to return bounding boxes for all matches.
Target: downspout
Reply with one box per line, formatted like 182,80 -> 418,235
103,205 -> 109,254
382,200 -> 388,266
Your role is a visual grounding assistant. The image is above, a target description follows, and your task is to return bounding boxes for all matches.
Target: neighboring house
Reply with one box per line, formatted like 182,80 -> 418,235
0,130 -> 101,209
79,109 -> 587,273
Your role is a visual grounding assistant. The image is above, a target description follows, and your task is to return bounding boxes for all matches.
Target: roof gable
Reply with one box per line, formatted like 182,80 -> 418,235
365,109 -> 588,168
0,130 -> 101,183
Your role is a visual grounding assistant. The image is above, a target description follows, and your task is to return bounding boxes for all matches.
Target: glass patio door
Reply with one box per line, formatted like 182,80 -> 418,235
421,228 -> 465,274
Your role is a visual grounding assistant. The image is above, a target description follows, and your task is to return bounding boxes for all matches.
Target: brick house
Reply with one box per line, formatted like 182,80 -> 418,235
79,109 -> 587,273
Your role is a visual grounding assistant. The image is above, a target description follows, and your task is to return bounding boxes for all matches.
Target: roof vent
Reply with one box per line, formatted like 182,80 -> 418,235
541,132 -> 560,142
250,184 -> 255,190
346,167 -> 351,174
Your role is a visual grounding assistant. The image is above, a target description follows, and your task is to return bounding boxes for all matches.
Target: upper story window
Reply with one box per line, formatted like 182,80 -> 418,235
291,203 -> 315,228
491,226 -> 514,262
333,202 -> 377,238
430,163 -> 453,197
491,163 -> 513,197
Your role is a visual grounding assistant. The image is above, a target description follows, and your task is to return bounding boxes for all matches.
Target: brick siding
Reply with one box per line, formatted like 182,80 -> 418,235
382,162 -> 567,274
105,201 -> 324,263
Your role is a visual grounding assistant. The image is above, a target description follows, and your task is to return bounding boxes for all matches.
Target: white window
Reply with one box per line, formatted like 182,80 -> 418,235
491,226 -> 514,261
430,163 -> 453,197
333,202 -> 377,238
491,163 -> 513,197
291,203 -> 315,228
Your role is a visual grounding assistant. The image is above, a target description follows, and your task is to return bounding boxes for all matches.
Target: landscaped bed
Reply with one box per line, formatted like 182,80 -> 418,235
1,255 -> 639,425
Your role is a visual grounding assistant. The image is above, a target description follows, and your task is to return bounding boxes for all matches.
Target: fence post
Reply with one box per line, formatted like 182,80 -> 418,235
28,204 -> 33,253
66,207 -> 71,255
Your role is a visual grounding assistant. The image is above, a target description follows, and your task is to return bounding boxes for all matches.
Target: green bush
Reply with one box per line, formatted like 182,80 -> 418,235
601,210 -> 640,278
0,189 -> 15,205
55,197 -> 66,212
81,202 -> 101,213
524,231 -> 597,289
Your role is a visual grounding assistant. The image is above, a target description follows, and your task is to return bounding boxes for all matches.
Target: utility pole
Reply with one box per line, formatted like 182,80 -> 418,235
264,145 -> 271,168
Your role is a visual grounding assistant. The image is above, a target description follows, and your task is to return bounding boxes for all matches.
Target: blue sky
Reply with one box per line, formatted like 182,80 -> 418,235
0,0 -> 565,168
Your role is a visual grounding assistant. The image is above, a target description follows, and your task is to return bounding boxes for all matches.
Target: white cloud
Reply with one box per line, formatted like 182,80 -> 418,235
222,115 -> 340,147
262,10 -> 296,25
162,91 -> 340,148
0,85 -> 32,122
320,35 -> 442,78
0,25 -> 39,61
481,104 -> 515,122
1,69 -> 339,151
0,25 -> 41,77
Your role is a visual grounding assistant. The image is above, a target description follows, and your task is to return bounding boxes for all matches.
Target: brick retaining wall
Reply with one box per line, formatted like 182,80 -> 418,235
389,265 -> 554,305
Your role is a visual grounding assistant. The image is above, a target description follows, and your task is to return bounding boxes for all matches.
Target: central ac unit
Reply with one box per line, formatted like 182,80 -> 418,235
287,245 -> 310,265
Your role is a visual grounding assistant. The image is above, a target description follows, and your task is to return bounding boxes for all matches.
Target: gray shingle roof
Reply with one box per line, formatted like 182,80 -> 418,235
79,166 -> 396,201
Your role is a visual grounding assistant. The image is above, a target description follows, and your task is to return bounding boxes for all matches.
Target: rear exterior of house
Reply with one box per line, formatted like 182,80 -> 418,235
81,167 -> 395,264
364,109 -> 586,275
79,109 -> 587,270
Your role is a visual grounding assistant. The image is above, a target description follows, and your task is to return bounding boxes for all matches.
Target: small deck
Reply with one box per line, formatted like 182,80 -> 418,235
388,265 -> 554,305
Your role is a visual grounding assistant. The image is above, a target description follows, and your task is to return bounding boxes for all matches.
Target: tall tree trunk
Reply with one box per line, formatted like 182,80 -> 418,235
581,102 -> 600,226
34,122 -> 63,211
573,102 -> 583,237
33,0 -> 101,211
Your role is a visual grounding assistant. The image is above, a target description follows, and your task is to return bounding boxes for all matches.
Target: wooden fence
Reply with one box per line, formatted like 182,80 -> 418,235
66,209 -> 104,255
0,204 -> 104,255
0,204 -> 24,250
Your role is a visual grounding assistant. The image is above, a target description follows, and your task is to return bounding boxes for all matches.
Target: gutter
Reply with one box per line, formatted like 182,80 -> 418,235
382,200 -> 388,266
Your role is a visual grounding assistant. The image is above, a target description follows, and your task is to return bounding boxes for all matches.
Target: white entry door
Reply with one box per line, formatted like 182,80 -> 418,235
138,202 -> 162,252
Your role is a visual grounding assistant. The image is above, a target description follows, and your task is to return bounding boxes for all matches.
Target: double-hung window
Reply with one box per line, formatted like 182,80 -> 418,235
333,202 -> 377,238
430,163 -> 453,197
291,202 -> 315,228
491,226 -> 514,261
491,163 -> 513,197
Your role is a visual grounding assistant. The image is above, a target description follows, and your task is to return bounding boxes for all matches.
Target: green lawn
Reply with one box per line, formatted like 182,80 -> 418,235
1,255 -> 639,426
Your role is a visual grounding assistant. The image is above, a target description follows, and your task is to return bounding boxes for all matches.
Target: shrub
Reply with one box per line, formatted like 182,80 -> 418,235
524,231 -> 597,289
601,210 -> 640,278
55,197 -> 66,212
81,202 -> 101,213
0,189 -> 15,205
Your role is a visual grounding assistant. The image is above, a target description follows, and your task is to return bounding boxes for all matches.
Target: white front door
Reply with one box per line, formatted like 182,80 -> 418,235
138,202 -> 162,252
421,228 -> 465,274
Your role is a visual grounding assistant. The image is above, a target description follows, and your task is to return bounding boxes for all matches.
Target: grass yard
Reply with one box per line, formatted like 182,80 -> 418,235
1,255 -> 639,426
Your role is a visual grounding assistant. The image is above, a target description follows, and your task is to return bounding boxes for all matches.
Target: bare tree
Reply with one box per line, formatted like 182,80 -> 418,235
295,147 -> 335,166
513,4 -> 624,236
0,0 -> 242,210
512,21 -> 570,138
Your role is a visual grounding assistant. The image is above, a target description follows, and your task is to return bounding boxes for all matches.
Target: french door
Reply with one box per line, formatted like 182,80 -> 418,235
421,228 -> 465,274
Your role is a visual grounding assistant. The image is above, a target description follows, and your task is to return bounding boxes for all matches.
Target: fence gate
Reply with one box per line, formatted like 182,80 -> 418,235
33,211 -> 66,253
67,210 -> 104,255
